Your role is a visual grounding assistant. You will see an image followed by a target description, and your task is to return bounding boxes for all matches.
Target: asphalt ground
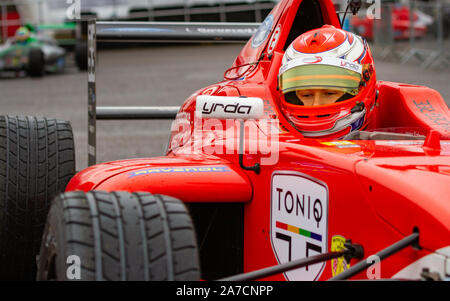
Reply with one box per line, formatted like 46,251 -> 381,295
1,43 -> 449,171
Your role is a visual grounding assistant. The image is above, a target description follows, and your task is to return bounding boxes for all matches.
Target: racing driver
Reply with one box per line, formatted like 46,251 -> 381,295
278,25 -> 377,139
14,26 -> 36,45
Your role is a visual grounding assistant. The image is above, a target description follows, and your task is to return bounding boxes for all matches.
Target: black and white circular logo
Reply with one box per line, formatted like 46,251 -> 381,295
251,14 -> 274,48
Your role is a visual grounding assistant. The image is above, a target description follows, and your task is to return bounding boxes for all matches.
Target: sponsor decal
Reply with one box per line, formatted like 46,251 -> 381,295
195,28 -> 256,35
302,56 -> 323,64
196,95 -> 264,120
340,61 -> 361,72
270,171 -> 328,281
321,141 -> 355,146
202,102 -> 252,115
362,64 -> 374,81
251,14 -> 273,48
12,57 -> 20,66
128,166 -> 230,178
99,27 -> 175,34
412,100 -> 450,132
267,24 -> 281,54
321,141 -> 360,149
377,141 -> 450,145
376,141 -> 424,145
331,235 -> 350,276
276,221 -> 322,242
336,144 -> 361,149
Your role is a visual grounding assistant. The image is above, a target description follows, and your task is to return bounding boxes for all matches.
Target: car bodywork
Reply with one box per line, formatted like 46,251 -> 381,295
68,0 -> 450,280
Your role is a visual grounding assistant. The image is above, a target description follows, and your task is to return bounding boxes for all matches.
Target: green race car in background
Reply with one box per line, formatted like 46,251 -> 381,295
0,26 -> 66,77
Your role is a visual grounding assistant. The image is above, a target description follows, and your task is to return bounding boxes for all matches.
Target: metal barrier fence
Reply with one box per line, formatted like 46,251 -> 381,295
351,0 -> 449,69
0,0 -> 277,43
128,1 -> 277,22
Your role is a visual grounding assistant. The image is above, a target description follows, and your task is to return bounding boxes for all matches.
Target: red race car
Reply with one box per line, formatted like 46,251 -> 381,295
0,0 -> 449,282
351,5 -> 433,40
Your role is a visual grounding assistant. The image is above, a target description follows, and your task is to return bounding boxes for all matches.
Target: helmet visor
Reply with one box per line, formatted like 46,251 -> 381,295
279,57 -> 362,96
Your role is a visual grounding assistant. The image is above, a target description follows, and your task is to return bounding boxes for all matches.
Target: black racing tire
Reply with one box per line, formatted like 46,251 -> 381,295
28,48 -> 45,77
0,116 -> 76,280
74,41 -> 88,71
37,191 -> 201,281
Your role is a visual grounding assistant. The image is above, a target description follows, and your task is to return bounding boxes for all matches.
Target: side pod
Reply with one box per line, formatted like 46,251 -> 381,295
67,159 -> 253,203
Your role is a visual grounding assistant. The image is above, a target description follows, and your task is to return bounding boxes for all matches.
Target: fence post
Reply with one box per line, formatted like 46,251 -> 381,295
373,3 -> 395,60
1,3 -> 7,42
87,19 -> 97,166
400,0 -> 448,68
421,0 -> 447,68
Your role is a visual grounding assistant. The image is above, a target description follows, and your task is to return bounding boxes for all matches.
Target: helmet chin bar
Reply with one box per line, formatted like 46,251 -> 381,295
298,108 -> 366,138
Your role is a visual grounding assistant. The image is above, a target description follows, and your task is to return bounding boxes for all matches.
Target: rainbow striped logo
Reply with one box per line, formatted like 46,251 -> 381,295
276,221 -> 322,242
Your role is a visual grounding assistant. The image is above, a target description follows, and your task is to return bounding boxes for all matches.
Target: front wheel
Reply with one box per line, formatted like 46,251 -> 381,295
28,48 -> 45,77
37,191 -> 201,281
0,116 -> 75,280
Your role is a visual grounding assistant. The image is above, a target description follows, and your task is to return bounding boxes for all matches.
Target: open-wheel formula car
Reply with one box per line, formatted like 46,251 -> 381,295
0,26 -> 66,77
0,0 -> 449,281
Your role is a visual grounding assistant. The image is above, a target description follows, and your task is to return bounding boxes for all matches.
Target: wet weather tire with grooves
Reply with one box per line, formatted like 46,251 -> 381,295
0,116 -> 75,280
37,191 -> 201,281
